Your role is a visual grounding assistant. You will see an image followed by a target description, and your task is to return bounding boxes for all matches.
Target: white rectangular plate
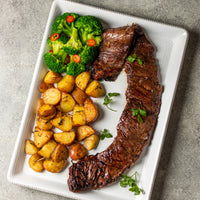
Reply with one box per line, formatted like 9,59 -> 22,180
7,0 -> 188,200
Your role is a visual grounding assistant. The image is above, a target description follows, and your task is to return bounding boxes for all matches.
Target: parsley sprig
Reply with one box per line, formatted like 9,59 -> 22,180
103,92 -> 120,112
100,129 -> 113,140
131,108 -> 147,124
127,53 -> 144,65
120,172 -> 145,195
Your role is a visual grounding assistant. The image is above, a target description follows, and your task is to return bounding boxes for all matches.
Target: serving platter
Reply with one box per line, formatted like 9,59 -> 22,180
7,0 -> 188,200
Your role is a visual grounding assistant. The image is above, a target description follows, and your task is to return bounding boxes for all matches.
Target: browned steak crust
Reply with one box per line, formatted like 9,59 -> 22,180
91,25 -> 135,81
68,25 -> 162,193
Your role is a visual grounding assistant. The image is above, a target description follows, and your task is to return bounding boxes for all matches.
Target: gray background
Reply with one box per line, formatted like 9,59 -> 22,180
0,0 -> 199,200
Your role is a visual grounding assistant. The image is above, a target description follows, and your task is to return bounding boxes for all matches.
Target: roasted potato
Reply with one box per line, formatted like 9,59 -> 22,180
44,71 -> 62,84
28,154 -> 44,172
84,135 -> 99,151
75,71 -> 91,91
57,74 -> 75,93
85,80 -> 105,98
38,139 -> 57,158
51,115 -> 72,131
36,116 -> 53,130
43,88 -> 61,105
38,104 -> 56,120
60,93 -> 76,113
72,87 -> 88,105
72,105 -> 86,126
39,81 -> 54,93
77,125 -> 95,141
51,144 -> 69,162
39,98 -> 45,108
54,131 -> 75,145
34,129 -> 53,148
84,98 -> 98,123
25,139 -> 38,155
43,158 -> 66,173
69,143 -> 87,161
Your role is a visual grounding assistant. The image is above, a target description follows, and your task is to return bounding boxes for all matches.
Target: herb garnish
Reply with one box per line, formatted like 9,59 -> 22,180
120,172 -> 145,195
127,53 -> 143,65
131,108 -> 147,124
103,92 -> 120,112
100,129 -> 113,140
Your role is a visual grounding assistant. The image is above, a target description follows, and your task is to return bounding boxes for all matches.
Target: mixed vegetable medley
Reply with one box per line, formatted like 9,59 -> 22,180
43,13 -> 103,76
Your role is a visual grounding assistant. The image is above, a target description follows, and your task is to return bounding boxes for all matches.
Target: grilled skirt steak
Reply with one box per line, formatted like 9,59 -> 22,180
68,25 -> 162,192
91,24 -> 135,81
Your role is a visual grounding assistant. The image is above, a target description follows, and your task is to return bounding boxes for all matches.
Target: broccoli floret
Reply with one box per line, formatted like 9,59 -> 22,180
66,62 -> 85,76
75,15 -> 103,45
52,12 -> 79,36
79,45 -> 98,65
44,52 -> 67,73
63,27 -> 83,54
47,33 -> 69,55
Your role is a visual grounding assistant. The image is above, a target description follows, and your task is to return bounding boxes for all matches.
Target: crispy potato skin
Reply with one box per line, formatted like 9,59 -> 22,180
69,143 -> 87,161
43,159 -> 66,173
28,154 -> 44,172
84,134 -> 99,151
25,140 -> 38,155
51,144 -> 68,162
85,80 -> 105,98
75,72 -> 91,91
36,116 -> 53,130
72,87 -> 88,105
54,131 -> 76,145
77,125 -> 95,141
43,88 -> 61,105
44,71 -> 62,84
34,129 -> 53,148
57,75 -> 75,93
60,93 -> 76,113
84,98 -> 98,123
38,104 -> 56,120
51,115 -> 72,131
38,139 -> 57,158
72,105 -> 86,126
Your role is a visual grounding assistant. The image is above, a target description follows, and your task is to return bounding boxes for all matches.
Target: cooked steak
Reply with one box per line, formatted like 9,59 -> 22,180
91,25 -> 135,81
68,25 -> 162,192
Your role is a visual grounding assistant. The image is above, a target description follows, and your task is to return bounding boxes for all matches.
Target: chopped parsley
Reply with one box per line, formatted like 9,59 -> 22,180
100,129 -> 113,140
131,108 -> 147,124
120,172 -> 145,195
103,92 -> 120,112
127,53 -> 144,65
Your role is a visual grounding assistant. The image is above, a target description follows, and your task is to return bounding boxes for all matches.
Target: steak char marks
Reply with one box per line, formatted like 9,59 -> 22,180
68,25 -> 162,192
91,25 -> 135,81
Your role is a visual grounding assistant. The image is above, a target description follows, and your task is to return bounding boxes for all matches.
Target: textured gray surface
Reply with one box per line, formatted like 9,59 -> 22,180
0,0 -> 200,200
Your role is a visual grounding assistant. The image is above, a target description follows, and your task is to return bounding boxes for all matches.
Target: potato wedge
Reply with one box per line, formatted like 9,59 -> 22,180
60,93 -> 76,113
72,87 -> 88,105
39,98 -> 45,108
77,125 -> 95,141
85,80 -> 105,98
51,144 -> 68,162
75,71 -> 91,91
36,116 -> 53,130
38,139 -> 57,158
28,154 -> 44,172
84,98 -> 98,123
84,134 -> 99,151
34,130 -> 53,148
57,74 -> 75,93
43,158 -> 66,173
72,105 -> 86,126
44,71 -> 62,84
43,88 -> 61,105
54,131 -> 75,145
51,115 -> 72,131
38,104 -> 56,120
25,139 -> 38,155
69,143 -> 87,161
